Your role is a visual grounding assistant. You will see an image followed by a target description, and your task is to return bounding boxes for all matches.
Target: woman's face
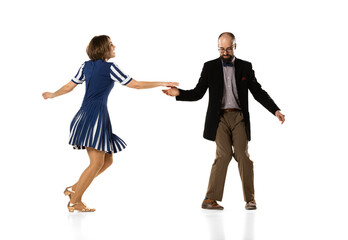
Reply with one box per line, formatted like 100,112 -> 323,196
107,39 -> 116,60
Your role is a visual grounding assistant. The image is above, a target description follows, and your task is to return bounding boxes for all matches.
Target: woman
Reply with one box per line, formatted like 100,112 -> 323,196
42,35 -> 178,212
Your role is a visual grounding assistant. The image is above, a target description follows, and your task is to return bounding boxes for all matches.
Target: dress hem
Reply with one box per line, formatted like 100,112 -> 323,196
69,144 -> 126,154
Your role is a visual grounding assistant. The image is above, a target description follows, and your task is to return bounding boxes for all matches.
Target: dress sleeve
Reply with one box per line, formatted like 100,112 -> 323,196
110,63 -> 132,85
71,63 -> 86,84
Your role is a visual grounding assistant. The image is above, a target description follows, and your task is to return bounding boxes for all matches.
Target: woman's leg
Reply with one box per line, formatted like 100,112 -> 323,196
70,147 -> 105,203
96,153 -> 113,176
70,153 -> 113,191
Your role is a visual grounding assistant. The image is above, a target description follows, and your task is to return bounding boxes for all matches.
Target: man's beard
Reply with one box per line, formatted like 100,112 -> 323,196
220,54 -> 233,63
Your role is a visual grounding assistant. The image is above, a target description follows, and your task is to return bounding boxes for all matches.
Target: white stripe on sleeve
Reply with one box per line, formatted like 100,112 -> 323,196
110,64 -> 132,85
72,63 -> 86,84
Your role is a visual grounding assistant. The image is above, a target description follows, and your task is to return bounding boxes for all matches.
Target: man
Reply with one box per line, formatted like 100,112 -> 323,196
163,32 -> 285,210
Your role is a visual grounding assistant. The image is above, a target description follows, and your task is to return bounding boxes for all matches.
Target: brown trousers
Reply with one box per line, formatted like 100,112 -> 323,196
206,110 -> 255,202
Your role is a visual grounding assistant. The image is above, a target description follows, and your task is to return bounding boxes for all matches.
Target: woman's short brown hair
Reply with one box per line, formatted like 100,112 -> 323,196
86,35 -> 110,61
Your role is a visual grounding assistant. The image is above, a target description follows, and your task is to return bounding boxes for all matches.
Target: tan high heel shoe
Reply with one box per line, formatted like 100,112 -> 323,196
64,186 -> 75,199
67,201 -> 96,213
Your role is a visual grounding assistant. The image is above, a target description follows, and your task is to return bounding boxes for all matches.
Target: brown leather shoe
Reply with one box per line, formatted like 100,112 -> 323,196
245,200 -> 257,210
202,198 -> 224,210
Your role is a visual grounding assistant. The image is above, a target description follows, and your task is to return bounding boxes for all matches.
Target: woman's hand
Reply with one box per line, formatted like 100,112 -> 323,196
42,81 -> 77,99
126,79 -> 179,89
42,92 -> 54,99
161,82 -> 179,88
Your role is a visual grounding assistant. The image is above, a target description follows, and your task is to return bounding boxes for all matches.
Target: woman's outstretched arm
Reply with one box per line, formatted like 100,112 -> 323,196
126,79 -> 178,89
42,81 -> 78,99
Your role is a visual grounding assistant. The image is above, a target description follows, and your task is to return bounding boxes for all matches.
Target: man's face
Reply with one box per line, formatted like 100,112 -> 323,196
218,36 -> 236,63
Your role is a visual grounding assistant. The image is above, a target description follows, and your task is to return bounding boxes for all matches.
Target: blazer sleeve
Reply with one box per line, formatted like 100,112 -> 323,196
247,62 -> 280,115
176,63 -> 209,101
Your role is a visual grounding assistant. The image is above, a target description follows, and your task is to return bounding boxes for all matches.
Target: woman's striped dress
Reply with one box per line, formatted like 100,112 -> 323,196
69,59 -> 132,154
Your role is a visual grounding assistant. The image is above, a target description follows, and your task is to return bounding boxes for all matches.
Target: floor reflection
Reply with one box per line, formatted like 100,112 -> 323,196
203,210 -> 226,240
203,208 -> 256,240
67,212 -> 90,240
243,211 -> 255,240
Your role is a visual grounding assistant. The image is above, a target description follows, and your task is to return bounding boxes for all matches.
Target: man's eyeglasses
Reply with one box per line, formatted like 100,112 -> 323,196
218,47 -> 233,53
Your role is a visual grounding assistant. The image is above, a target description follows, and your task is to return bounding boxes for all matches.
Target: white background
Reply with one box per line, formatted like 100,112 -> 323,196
1,0 -> 347,239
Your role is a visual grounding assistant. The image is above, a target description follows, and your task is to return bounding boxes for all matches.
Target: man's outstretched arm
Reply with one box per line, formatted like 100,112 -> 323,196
162,63 -> 209,101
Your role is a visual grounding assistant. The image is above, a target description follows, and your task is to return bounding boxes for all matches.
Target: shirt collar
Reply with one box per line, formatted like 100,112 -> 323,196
221,56 -> 236,66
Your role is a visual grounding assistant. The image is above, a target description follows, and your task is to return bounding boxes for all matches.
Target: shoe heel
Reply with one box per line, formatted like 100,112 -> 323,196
64,186 -> 75,197
68,206 -> 74,212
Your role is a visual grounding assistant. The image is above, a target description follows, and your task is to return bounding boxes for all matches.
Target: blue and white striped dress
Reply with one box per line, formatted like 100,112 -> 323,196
69,59 -> 132,154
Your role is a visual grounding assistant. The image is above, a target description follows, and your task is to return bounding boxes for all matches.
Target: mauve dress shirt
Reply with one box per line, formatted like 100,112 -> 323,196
221,57 -> 241,110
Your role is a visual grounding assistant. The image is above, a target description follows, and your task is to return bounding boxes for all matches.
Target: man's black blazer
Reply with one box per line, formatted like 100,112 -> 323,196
176,57 -> 280,141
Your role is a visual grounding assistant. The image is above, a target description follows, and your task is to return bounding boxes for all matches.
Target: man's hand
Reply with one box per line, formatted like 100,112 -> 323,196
162,87 -> 180,97
275,110 -> 285,124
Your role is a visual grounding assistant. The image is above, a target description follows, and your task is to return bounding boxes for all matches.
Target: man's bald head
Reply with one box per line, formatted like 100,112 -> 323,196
218,32 -> 236,42
218,32 -> 236,63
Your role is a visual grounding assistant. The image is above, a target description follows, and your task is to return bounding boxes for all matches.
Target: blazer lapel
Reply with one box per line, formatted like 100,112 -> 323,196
234,58 -> 242,86
215,58 -> 224,95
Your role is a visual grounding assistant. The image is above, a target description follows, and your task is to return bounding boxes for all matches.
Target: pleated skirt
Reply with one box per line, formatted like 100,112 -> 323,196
68,101 -> 126,154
